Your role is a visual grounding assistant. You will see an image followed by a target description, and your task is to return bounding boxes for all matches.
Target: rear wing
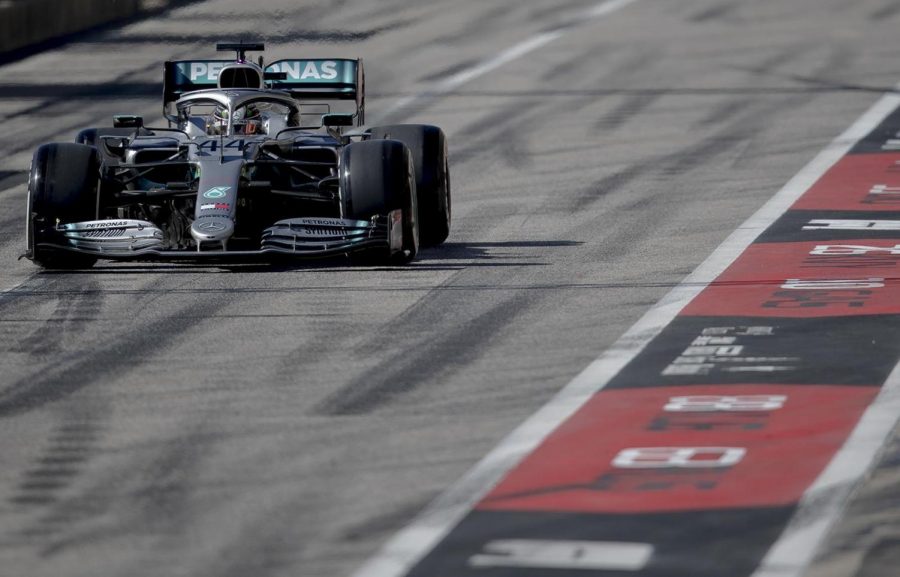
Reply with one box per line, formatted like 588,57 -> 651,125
163,58 -> 365,124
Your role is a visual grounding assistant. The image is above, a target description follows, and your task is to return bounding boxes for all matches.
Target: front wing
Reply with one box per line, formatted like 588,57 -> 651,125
31,214 -> 404,261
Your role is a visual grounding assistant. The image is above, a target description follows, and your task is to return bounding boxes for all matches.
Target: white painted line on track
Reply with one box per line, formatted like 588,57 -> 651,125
372,0 -> 640,123
352,47 -> 900,577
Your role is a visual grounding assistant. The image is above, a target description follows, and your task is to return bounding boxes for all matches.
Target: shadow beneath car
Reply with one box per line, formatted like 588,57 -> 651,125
37,240 -> 582,274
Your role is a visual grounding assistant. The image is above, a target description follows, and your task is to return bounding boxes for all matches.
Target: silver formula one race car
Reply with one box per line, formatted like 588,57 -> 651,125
24,42 -> 450,268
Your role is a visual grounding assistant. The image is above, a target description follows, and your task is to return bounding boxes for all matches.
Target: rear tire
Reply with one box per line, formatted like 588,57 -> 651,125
341,139 -> 418,264
368,124 -> 450,246
27,143 -> 99,269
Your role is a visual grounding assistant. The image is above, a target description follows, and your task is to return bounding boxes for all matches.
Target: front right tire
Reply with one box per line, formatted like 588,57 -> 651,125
340,139 -> 419,264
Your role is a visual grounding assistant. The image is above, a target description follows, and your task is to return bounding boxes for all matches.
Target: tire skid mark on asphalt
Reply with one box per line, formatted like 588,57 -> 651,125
790,43 -> 859,96
0,276 -> 71,347
11,421 -> 101,506
562,124 -> 743,213
581,100 -> 801,211
418,59 -> 484,85
0,272 -> 142,325
124,423 -> 213,546
8,407 -> 108,547
449,101 -> 545,168
593,92 -> 662,131
429,4 -> 512,47
210,525 -> 302,577
316,292 -> 535,415
692,96 -> 755,129
567,66 -> 836,214
207,434 -> 430,576
527,0 -> 606,26
747,44 -> 818,76
453,43 -> 662,172
562,164 -> 646,215
263,293 -> 388,393
537,42 -> 628,84
689,0 -> 742,23
0,292 -> 233,417
550,46 -> 665,131
7,279 -> 103,355
209,493 -> 343,577
373,0 -> 640,125
870,1 -> 900,21
448,108 -> 539,169
31,419 -> 214,562
206,473 -> 353,577
496,127 -> 533,170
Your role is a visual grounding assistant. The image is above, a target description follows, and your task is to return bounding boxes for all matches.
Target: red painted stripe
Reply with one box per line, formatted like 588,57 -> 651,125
792,153 -> 900,211
479,385 -> 876,514
682,240 -> 900,317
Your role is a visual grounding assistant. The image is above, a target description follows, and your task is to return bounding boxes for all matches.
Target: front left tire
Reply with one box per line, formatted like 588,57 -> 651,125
27,143 -> 100,269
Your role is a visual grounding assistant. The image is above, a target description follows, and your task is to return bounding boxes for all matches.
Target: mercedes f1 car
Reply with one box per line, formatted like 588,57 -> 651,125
24,42 -> 450,268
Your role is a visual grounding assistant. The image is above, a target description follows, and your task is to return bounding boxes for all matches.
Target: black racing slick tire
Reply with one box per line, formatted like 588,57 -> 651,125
368,124 -> 450,246
27,143 -> 99,269
341,139 -> 419,264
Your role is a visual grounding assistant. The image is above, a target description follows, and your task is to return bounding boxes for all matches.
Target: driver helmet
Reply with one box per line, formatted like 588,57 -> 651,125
210,104 -> 264,135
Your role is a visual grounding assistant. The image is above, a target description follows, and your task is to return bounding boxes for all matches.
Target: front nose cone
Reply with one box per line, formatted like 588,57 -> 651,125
191,217 -> 234,248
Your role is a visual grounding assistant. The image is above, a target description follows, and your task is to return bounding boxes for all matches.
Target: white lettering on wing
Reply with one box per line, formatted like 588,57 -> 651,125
208,62 -> 225,81
189,62 -> 207,81
283,61 -> 301,80
301,61 -> 321,79
320,61 -> 338,80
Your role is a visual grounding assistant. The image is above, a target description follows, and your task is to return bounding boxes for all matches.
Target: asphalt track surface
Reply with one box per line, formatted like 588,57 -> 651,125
0,1 -> 899,576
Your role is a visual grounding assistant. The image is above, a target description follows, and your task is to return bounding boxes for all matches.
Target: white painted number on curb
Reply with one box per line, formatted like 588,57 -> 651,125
781,278 -> 884,289
664,395 -> 787,412
869,184 -> 900,195
613,447 -> 746,468
468,539 -> 654,571
810,244 -> 900,256
803,219 -> 900,231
